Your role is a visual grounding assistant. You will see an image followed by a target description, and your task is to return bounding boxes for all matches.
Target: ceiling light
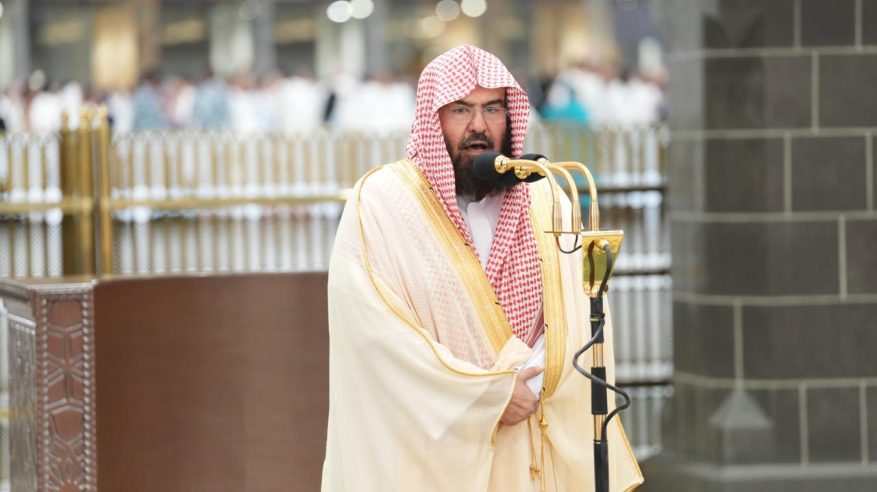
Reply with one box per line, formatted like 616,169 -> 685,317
460,0 -> 487,18
327,1 -> 353,23
350,0 -> 374,19
435,0 -> 460,22
420,15 -> 445,38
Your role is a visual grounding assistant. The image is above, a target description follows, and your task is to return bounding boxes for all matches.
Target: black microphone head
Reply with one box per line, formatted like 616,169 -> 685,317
473,152 -> 506,182
518,153 -> 548,182
520,153 -> 547,161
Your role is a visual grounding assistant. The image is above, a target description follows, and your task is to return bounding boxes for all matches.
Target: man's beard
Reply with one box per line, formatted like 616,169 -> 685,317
447,130 -> 514,199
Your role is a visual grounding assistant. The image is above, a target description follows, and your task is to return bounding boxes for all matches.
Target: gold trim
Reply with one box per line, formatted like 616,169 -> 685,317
0,197 -> 92,214
106,193 -> 348,211
528,180 -> 567,399
616,417 -> 645,491
390,159 -> 513,356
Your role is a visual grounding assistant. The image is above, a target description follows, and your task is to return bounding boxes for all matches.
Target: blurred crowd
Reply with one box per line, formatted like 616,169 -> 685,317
534,61 -> 666,127
0,69 -> 417,134
0,62 -> 665,135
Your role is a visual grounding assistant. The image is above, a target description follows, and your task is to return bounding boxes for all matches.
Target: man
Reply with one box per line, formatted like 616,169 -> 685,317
322,45 -> 642,491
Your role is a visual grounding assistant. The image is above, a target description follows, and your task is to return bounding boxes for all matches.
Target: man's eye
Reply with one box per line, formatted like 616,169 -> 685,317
451,107 -> 470,115
484,107 -> 503,115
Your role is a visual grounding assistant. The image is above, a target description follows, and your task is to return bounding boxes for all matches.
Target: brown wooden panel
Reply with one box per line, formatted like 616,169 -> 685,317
93,273 -> 328,491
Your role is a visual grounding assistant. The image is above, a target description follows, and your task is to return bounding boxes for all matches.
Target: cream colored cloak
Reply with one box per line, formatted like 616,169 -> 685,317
322,160 -> 643,491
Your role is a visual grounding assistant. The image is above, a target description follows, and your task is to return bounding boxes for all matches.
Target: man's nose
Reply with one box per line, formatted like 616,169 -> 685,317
468,109 -> 488,132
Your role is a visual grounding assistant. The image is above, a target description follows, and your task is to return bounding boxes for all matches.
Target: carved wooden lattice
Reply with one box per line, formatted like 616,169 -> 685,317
8,311 -> 38,492
33,287 -> 97,492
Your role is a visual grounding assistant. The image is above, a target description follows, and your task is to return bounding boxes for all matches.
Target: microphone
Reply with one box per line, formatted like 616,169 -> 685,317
472,152 -> 508,182
472,152 -> 548,184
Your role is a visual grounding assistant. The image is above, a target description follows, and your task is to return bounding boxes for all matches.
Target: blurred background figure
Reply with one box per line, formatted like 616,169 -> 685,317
165,75 -> 196,129
279,70 -> 326,131
132,71 -> 168,130
0,83 -> 24,133
331,72 -> 415,131
191,70 -> 231,130
228,71 -> 261,133
27,72 -> 62,134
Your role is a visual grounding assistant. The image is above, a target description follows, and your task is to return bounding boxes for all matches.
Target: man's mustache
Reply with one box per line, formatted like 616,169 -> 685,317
459,133 -> 494,149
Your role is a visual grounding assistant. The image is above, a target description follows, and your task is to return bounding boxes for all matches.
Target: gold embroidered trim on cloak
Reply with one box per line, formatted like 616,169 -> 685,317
528,180 -> 567,399
390,159 -> 513,356
616,417 -> 644,490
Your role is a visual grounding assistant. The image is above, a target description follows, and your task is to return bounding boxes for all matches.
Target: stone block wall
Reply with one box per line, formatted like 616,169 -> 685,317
645,1 -> 877,489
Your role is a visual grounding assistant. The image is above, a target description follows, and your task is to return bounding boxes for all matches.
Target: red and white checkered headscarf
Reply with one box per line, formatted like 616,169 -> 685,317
407,44 -> 541,342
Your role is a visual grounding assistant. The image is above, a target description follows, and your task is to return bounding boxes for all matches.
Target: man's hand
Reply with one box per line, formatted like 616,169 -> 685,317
500,366 -> 544,426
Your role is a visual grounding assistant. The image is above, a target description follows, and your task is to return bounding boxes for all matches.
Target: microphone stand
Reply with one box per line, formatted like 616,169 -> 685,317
550,159 -> 630,492
480,154 -> 632,492
572,243 -> 631,492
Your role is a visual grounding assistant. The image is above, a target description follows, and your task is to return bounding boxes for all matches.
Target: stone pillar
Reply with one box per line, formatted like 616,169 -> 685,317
315,17 -> 365,80
252,0 -> 277,75
364,0 -> 388,76
209,3 -> 254,77
0,0 -> 29,87
135,0 -> 161,72
643,1 -> 877,490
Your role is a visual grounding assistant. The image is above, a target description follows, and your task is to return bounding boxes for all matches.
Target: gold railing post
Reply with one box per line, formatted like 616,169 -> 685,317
59,109 -> 96,275
95,106 -> 114,275
78,108 -> 96,275
60,112 -> 70,270
60,111 -> 79,274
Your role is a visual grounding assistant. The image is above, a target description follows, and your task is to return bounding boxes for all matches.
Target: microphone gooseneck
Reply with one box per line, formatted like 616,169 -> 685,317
517,154 -> 549,183
471,152 -> 548,184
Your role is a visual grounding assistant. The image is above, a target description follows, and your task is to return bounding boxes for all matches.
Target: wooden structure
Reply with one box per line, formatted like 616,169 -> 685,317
0,272 -> 329,491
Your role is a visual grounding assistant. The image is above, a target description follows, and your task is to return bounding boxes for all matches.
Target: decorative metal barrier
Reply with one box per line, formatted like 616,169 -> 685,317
0,111 -> 671,487
0,115 -> 668,278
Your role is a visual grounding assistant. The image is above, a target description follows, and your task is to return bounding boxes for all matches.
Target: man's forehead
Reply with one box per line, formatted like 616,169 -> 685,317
457,86 -> 506,104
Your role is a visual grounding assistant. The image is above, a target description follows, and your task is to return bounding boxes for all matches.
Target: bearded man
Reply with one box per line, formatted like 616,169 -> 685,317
322,45 -> 643,491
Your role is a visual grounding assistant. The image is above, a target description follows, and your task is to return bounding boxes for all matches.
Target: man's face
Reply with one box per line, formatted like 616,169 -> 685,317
439,86 -> 512,198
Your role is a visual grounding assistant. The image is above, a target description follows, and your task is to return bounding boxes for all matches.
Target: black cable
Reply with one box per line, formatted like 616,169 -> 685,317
571,243 -> 631,440
556,234 -> 582,254
572,319 -> 632,439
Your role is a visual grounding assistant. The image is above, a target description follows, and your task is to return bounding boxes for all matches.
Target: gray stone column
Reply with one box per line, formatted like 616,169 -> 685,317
364,0 -> 388,76
252,0 -> 277,75
136,0 -> 161,72
0,0 -> 29,86
643,1 -> 877,490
